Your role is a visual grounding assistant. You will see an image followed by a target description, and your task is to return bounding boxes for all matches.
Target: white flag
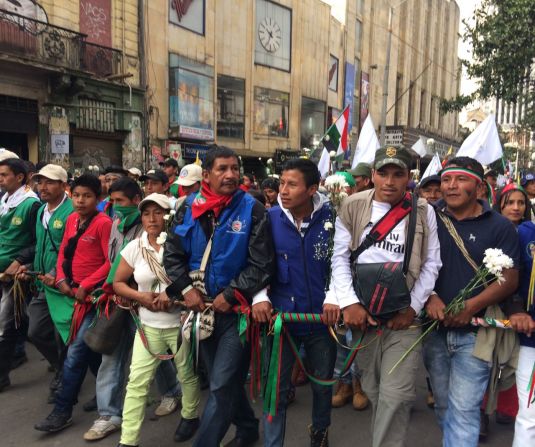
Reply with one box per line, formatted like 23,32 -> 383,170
411,137 -> 427,158
456,114 -> 503,165
351,115 -> 380,168
317,147 -> 330,179
421,154 -> 442,180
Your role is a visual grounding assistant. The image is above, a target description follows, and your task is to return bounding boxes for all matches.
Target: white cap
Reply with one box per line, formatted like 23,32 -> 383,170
0,148 -> 19,161
34,164 -> 68,182
128,167 -> 142,177
177,163 -> 202,186
138,193 -> 171,211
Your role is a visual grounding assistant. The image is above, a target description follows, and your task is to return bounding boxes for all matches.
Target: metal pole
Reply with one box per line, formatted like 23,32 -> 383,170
380,6 -> 393,146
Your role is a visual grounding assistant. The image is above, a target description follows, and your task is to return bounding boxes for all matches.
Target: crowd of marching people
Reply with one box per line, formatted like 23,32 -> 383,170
0,143 -> 534,447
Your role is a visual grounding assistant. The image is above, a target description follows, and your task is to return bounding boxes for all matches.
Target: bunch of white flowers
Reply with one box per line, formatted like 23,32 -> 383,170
483,248 -> 514,283
324,174 -> 349,189
324,221 -> 333,231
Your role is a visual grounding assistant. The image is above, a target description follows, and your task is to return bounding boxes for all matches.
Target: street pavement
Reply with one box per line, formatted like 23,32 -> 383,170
1,343 -> 514,447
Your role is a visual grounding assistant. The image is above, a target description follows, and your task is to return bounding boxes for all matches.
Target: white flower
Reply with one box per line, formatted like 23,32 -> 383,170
324,221 -> 333,231
163,214 -> 171,221
324,174 -> 349,189
530,198 -> 535,206
156,232 -> 167,245
427,138 -> 435,146
483,248 -> 514,279
339,191 -> 349,200
267,158 -> 273,165
170,209 -> 176,215
329,150 -> 336,158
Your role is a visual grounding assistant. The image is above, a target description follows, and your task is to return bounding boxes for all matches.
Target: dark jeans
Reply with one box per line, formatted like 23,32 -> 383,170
193,313 -> 258,447
28,291 -> 65,371
263,330 -> 337,447
54,310 -> 101,415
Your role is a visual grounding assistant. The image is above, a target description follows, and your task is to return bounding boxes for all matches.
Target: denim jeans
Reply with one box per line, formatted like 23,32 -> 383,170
423,329 -> 491,447
96,317 -> 181,424
0,283 -> 22,379
263,330 -> 336,447
54,309 -> 102,415
333,330 -> 361,384
193,313 -> 258,447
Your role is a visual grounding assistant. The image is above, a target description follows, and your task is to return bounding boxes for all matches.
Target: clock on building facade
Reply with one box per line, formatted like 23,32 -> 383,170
255,0 -> 292,71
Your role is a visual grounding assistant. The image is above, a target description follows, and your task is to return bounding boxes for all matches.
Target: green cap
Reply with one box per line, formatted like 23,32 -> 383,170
348,162 -> 372,179
373,146 -> 413,170
334,171 -> 356,187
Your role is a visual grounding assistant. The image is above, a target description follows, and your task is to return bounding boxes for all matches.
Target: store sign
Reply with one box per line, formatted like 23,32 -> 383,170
344,62 -> 355,133
179,125 -> 214,141
169,0 -> 204,35
274,149 -> 299,170
51,134 -> 69,154
182,143 -> 210,160
385,128 -> 404,146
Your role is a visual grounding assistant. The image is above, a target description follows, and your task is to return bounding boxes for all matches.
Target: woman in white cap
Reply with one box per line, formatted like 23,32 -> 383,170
113,193 -> 200,447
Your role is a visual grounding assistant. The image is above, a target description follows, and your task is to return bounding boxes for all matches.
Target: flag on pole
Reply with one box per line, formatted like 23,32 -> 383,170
411,137 -> 427,158
351,115 -> 380,168
317,147 -> 331,179
456,114 -> 503,165
421,153 -> 442,180
322,105 -> 350,156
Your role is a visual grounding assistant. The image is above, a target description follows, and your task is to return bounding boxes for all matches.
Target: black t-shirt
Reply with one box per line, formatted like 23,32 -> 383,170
434,199 -> 520,315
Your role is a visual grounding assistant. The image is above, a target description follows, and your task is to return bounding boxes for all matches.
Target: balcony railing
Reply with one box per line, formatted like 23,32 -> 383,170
0,9 -> 122,78
81,41 -> 122,78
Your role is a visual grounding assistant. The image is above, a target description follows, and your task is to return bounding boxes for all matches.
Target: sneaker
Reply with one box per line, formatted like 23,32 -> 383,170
154,396 -> 180,417
84,416 -> 121,441
173,417 -> 199,442
34,410 -> 72,433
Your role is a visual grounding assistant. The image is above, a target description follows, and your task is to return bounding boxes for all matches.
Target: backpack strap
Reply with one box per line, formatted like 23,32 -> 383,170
352,192 -> 414,261
402,193 -> 418,275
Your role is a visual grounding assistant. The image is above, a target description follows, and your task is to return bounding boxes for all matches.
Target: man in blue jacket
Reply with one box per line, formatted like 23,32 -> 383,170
252,158 -> 339,447
164,145 -> 275,447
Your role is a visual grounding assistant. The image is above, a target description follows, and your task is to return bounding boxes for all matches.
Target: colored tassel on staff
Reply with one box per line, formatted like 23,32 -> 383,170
263,313 -> 283,422
528,362 -> 535,408
528,254 -> 535,312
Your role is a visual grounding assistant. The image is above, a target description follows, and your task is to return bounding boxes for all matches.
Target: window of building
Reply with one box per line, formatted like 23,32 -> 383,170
355,19 -> 362,54
356,0 -> 364,16
300,97 -> 326,149
169,0 -> 205,35
77,98 -> 115,133
169,54 -> 214,141
217,75 -> 245,140
253,87 -> 289,137
419,89 -> 427,125
329,55 -> 339,92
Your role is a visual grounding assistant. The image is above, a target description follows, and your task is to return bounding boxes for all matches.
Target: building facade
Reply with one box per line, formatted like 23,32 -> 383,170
145,0 -> 461,174
0,0 -> 144,170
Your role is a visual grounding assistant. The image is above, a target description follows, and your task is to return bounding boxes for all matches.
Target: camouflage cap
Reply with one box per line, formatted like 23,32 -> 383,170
373,146 -> 413,170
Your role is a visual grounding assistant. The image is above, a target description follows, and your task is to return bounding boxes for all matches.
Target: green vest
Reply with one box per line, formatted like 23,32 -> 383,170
34,198 -> 74,289
0,196 -> 40,272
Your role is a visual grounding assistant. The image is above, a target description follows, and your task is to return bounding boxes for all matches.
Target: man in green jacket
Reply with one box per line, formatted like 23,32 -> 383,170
18,164 -> 73,401
0,158 -> 40,392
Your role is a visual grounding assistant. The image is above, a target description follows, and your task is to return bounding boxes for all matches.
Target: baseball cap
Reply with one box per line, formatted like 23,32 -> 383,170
128,167 -> 142,177
160,158 -> 179,168
521,172 -> 535,186
348,162 -> 372,179
140,169 -> 169,184
177,163 -> 202,186
0,148 -> 19,161
373,146 -> 413,170
34,164 -> 68,183
138,193 -> 171,211
334,171 -> 356,188
419,174 -> 441,189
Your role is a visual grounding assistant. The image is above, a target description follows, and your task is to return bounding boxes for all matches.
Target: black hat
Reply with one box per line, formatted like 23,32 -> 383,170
140,169 -> 169,184
419,174 -> 441,189
160,158 -> 179,168
374,146 -> 413,170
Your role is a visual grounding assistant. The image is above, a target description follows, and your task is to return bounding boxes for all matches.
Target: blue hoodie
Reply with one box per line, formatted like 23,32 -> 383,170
517,221 -> 535,348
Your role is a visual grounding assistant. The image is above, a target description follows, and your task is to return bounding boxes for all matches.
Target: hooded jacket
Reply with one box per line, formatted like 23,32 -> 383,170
269,193 -> 333,334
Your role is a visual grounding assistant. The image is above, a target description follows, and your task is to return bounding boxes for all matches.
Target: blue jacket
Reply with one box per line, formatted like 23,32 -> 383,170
269,194 -> 333,335
174,190 -> 256,299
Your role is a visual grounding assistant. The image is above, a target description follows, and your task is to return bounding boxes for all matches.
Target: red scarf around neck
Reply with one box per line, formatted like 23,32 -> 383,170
191,181 -> 234,219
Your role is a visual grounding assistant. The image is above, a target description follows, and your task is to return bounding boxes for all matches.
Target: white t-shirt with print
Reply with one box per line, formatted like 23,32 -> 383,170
121,232 -> 181,328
